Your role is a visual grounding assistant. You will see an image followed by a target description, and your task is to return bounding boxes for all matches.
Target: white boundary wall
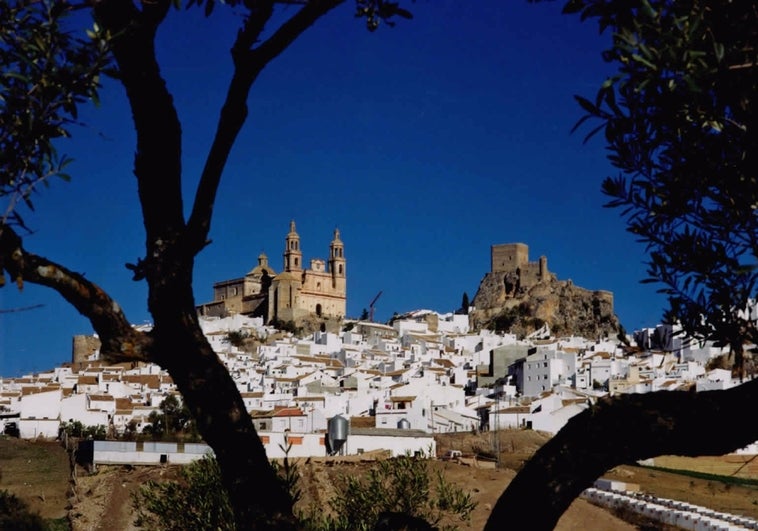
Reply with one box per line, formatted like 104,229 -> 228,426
583,486 -> 758,530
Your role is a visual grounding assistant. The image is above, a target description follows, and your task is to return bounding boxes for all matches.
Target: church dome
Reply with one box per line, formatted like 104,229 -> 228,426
246,252 -> 277,277
272,271 -> 301,283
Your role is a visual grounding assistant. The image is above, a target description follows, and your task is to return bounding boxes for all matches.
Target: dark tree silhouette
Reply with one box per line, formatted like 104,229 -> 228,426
486,1 -> 758,528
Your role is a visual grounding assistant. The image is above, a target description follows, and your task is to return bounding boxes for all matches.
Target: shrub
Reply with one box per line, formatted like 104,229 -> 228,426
132,452 -> 475,531
303,454 -> 476,531
132,455 -> 235,531
0,489 -> 46,531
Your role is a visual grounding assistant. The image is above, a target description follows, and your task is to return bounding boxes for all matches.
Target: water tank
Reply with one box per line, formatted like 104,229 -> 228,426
397,418 -> 411,429
327,415 -> 349,455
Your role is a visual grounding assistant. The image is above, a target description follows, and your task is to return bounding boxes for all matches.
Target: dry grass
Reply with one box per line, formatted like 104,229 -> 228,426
0,436 -> 70,521
4,431 -> 758,530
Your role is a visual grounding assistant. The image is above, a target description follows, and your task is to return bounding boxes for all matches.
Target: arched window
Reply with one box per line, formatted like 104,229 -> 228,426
338,264 -> 343,274
316,304 -> 322,317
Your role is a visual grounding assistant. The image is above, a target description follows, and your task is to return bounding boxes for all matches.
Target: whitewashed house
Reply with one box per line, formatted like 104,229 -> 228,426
19,388 -> 62,439
60,392 -> 109,428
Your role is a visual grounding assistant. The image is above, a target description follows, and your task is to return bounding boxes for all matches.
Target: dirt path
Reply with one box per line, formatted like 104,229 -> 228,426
69,465 -> 178,531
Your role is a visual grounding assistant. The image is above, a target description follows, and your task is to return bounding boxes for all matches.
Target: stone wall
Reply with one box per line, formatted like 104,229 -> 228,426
72,335 -> 101,365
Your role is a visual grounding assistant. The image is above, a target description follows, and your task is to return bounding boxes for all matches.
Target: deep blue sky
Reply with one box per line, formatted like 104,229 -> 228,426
0,1 -> 669,376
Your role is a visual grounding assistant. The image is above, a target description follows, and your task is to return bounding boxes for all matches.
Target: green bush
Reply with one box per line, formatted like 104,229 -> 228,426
132,452 -> 475,531
132,455 -> 235,531
302,454 -> 476,531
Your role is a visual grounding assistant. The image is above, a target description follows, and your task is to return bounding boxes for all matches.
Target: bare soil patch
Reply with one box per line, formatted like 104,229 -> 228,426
0,436 -> 70,521
4,432 -> 758,530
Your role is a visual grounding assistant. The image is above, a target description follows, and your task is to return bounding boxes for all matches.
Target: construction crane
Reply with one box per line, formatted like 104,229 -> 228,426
368,291 -> 383,322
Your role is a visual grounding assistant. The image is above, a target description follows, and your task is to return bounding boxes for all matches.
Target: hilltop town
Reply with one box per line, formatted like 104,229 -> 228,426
0,300 -> 748,457
0,231 -> 752,462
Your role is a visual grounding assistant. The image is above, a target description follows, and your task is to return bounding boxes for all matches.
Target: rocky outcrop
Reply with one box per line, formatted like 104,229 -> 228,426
470,272 -> 619,339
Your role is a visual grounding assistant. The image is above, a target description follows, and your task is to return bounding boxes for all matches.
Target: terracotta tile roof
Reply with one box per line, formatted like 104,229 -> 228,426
241,392 -> 264,398
349,416 -> 375,428
115,398 -> 133,409
496,406 -> 530,414
89,394 -> 115,401
389,395 -> 416,402
123,374 -> 161,388
272,407 -> 304,417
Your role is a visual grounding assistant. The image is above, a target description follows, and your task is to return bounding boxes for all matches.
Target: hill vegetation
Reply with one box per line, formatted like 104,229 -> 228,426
5,431 -> 758,530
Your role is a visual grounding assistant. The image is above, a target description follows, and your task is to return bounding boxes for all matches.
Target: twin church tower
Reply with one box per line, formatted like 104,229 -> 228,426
197,220 -> 347,323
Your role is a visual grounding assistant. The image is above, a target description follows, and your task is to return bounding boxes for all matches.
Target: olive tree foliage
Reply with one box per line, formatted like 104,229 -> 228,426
133,455 -> 236,531
133,453 -> 475,531
485,2 -> 758,529
0,0 -> 109,233
567,0 -> 758,367
0,0 -> 411,528
314,454 -> 476,531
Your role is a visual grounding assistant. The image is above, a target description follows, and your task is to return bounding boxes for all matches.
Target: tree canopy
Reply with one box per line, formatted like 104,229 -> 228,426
567,0 -> 758,363
2,0 -> 758,529
0,0 -> 109,232
486,2 -> 758,528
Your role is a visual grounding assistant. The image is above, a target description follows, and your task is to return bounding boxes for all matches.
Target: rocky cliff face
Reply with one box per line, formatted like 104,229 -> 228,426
470,271 -> 620,339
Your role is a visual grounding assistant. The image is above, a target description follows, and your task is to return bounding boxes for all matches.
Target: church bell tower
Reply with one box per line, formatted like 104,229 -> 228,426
284,220 -> 302,272
329,228 -> 346,290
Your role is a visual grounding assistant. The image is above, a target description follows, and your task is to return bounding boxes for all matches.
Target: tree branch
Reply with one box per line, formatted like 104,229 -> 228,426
484,378 -> 758,530
94,0 -> 185,247
0,225 -> 151,363
186,0 -> 345,252
255,0 -> 344,64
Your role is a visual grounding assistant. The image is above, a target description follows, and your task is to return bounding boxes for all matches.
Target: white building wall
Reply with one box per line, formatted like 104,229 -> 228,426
271,415 -> 308,433
344,433 -> 436,458
92,441 -> 213,465
19,418 -> 60,439
262,432 -> 326,458
19,389 -> 62,420
60,393 -> 109,427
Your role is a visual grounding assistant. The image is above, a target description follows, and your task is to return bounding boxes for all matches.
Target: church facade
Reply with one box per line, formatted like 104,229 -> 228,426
197,221 -> 346,324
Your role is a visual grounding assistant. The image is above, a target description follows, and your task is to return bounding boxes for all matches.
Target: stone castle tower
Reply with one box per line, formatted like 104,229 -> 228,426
490,243 -> 550,294
472,242 -> 618,338
197,221 -> 346,324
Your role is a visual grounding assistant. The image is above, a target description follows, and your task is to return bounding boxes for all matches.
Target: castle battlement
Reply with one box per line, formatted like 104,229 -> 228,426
491,243 -> 549,290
